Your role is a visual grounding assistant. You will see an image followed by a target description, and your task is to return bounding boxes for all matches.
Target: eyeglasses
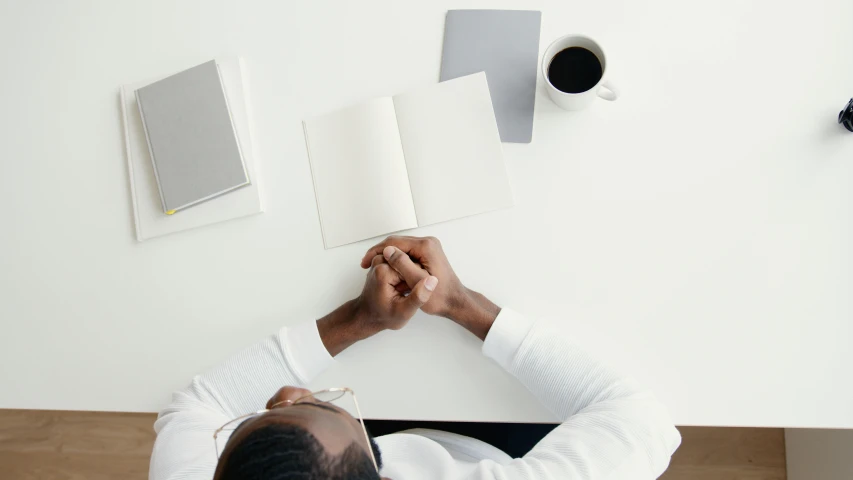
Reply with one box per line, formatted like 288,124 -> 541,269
213,387 -> 378,472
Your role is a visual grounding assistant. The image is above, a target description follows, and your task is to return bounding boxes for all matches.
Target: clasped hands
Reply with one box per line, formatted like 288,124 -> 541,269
318,236 -> 500,356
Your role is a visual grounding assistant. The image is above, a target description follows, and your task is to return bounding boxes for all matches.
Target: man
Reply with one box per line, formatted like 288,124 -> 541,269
150,236 -> 681,480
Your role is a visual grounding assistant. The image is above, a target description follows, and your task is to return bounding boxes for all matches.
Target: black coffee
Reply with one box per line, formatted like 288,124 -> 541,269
547,47 -> 602,94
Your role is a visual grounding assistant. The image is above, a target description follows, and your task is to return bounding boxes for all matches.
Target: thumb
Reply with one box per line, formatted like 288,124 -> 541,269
384,246 -> 428,288
396,275 -> 439,317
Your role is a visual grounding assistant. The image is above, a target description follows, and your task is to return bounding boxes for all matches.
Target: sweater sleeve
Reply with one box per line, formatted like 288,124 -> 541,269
148,320 -> 335,480
475,309 -> 682,479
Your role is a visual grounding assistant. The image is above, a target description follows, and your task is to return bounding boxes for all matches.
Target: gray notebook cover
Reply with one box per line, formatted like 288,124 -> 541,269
136,60 -> 249,213
440,10 -> 541,144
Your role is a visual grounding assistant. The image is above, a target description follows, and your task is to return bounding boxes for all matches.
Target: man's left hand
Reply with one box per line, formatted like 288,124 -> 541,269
317,255 -> 438,356
355,255 -> 438,332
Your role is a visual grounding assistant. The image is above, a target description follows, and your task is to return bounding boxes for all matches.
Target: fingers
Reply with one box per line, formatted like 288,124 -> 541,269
395,275 -> 438,318
266,386 -> 313,409
368,254 -> 402,286
383,246 -> 428,288
361,243 -> 388,268
360,236 -> 420,268
377,266 -> 404,286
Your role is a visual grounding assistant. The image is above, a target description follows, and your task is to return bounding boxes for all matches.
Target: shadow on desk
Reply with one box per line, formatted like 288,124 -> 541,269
364,419 -> 559,458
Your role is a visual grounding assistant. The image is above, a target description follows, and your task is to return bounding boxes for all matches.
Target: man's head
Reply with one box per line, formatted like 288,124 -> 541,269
214,387 -> 383,480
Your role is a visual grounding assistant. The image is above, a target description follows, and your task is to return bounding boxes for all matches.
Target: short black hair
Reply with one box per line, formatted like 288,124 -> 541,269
217,424 -> 381,480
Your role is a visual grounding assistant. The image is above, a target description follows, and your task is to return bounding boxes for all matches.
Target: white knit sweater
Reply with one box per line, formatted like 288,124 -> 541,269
149,309 -> 681,479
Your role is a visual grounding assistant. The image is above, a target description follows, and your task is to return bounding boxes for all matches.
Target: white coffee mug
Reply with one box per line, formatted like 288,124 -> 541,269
542,35 -> 619,111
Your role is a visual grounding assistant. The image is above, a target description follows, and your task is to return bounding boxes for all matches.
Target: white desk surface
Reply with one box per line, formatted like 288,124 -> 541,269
0,0 -> 851,429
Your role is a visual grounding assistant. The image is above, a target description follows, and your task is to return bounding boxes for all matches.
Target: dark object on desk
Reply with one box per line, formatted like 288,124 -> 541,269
548,47 -> 604,94
364,419 -> 559,458
838,98 -> 853,132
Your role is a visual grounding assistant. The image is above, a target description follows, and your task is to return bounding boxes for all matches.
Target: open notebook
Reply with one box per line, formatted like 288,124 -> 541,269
303,73 -> 513,249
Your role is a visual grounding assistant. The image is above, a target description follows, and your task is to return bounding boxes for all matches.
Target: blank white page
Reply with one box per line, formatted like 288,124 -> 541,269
304,98 -> 417,248
393,73 -> 513,227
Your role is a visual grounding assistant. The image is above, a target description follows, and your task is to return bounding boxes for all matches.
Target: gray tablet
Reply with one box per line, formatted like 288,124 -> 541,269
440,10 -> 542,144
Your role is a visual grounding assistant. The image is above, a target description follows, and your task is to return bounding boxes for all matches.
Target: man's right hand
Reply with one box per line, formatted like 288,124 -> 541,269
360,236 -> 500,340
360,236 -> 462,318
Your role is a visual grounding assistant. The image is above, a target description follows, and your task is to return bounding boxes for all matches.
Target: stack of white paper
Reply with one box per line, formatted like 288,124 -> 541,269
119,58 -> 263,241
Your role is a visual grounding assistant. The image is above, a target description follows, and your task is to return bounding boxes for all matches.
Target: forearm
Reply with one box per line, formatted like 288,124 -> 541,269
159,308 -> 353,423
446,287 -> 501,341
150,312 -> 352,480
158,329 -> 320,424
507,319 -> 644,418
317,299 -> 373,356
486,315 -> 680,477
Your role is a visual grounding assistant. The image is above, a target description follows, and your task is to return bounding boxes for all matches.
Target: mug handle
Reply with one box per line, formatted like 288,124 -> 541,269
597,80 -> 619,101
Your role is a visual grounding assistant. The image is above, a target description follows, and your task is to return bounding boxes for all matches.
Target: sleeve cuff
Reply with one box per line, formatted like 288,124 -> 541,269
280,320 -> 336,384
482,308 -> 535,370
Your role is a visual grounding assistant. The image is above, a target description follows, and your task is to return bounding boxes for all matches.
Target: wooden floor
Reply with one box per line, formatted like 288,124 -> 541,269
660,427 -> 786,480
0,410 -> 786,480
